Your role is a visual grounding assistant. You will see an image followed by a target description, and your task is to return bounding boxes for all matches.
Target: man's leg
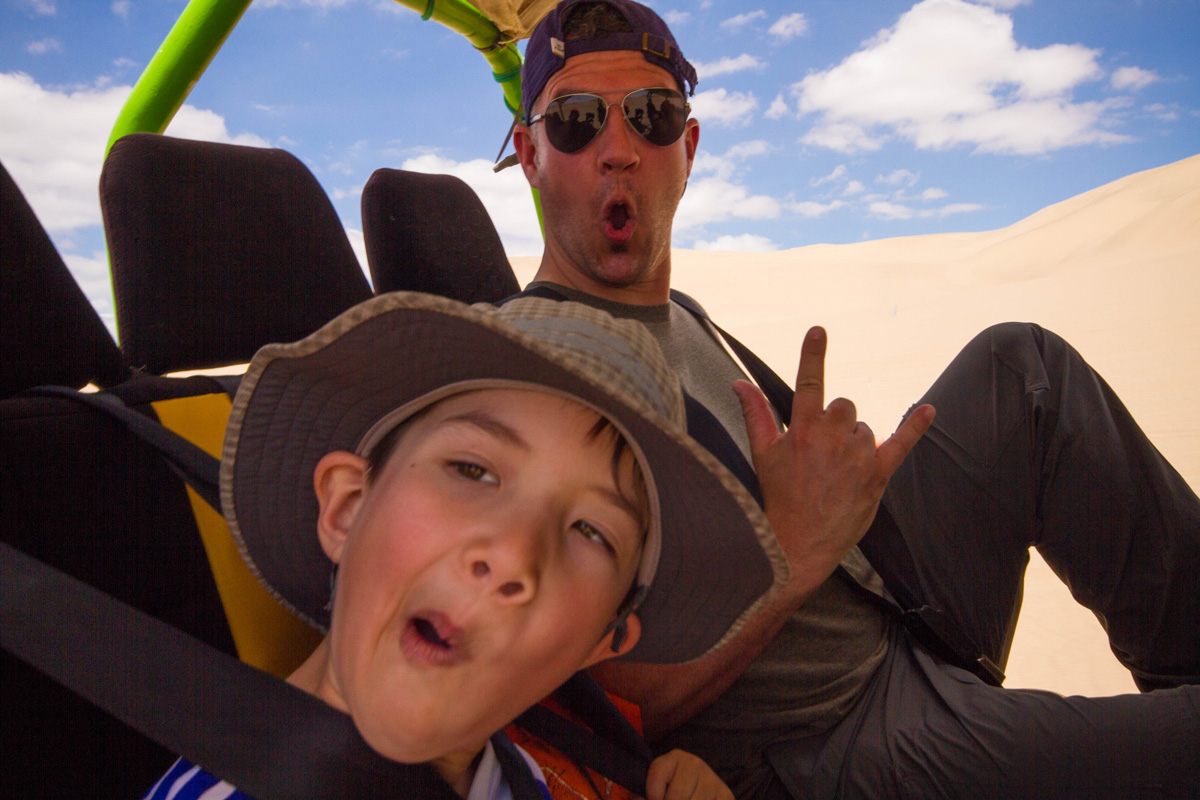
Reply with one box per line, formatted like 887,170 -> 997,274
882,322 -> 1200,688
803,629 -> 1200,800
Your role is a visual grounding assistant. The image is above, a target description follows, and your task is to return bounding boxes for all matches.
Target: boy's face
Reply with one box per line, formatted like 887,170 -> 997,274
312,388 -> 647,768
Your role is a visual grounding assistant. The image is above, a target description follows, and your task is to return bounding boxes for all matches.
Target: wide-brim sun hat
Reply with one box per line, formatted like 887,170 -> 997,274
222,291 -> 786,664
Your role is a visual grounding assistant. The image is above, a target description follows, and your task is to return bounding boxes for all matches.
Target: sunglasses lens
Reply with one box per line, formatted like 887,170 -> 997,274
623,89 -> 688,146
538,90 -> 689,153
542,95 -> 608,153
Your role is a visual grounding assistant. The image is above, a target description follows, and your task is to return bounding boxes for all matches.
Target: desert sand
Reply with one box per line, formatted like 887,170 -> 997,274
512,153 -> 1200,697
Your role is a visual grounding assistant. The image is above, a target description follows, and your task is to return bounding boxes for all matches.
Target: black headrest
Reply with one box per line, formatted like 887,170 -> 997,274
101,133 -> 373,374
361,168 -> 520,304
1,161 -> 128,397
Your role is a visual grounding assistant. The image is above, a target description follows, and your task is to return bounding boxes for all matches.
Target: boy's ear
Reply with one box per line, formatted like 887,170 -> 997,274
313,450 -> 369,565
582,612 -> 642,667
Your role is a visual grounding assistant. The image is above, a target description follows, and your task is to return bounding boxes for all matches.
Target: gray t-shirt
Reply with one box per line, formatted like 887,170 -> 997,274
530,283 -> 890,799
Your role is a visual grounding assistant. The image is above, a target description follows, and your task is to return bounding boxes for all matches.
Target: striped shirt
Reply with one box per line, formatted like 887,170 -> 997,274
143,739 -> 550,800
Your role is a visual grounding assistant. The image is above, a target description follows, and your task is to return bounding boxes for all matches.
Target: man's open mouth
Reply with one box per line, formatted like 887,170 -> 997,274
607,202 -> 630,231
603,199 -> 635,245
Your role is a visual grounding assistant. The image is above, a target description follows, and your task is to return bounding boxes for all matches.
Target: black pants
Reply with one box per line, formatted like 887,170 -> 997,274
771,323 -> 1200,799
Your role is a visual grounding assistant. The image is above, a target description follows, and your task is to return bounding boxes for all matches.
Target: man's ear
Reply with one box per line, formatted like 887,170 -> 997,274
512,124 -> 540,188
683,117 -> 700,180
582,613 -> 642,667
313,450 -> 369,565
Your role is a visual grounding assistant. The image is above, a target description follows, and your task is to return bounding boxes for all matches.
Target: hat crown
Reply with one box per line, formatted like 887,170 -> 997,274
493,296 -> 685,427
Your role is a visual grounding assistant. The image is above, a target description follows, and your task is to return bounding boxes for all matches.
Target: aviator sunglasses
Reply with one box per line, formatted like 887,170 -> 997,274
529,88 -> 691,154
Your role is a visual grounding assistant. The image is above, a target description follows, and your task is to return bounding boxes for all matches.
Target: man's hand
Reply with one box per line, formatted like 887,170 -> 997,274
642,749 -> 733,800
732,326 -> 934,600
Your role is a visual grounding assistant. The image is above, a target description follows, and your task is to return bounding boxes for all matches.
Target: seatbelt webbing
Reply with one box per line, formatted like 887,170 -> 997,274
26,385 -> 221,509
0,542 -> 460,800
12,384 -> 647,792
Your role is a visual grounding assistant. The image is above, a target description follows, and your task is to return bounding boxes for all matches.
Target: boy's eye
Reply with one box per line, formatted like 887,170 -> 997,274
573,520 -> 615,556
450,461 -> 499,485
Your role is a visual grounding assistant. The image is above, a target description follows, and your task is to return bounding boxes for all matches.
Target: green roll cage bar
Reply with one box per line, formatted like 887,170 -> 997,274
103,0 -> 544,332
107,0 -> 525,154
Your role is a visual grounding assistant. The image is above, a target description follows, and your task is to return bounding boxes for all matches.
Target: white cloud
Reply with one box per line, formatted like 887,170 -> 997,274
920,187 -> 948,200
61,251 -> 116,332
843,180 -> 866,196
1111,66 -> 1160,92
694,54 -> 765,80
344,227 -> 368,275
869,199 -> 982,220
788,199 -> 847,218
19,0 -> 56,15
877,168 -> 918,187
111,1 -> 131,20
113,57 -> 138,70
793,0 -> 1127,156
936,202 -> 983,217
166,108 -> 271,148
677,177 -> 780,228
256,0 -> 353,8
664,10 -> 691,26
26,38 -> 62,55
693,234 -> 777,252
725,140 -> 771,160
399,153 -> 543,256
0,71 -> 269,236
800,121 -> 883,152
690,88 -> 758,127
769,13 -> 808,41
676,152 -> 781,230
869,200 -> 916,220
720,10 -> 766,32
810,164 -> 847,187
765,93 -> 788,120
1144,102 -> 1180,122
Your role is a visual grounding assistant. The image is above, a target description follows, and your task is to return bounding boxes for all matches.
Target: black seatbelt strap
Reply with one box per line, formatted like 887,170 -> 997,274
25,385 -> 221,511
491,732 -> 552,800
0,541 -> 461,800
14,383 -> 645,792
669,290 -> 795,421
515,703 -> 651,797
668,290 -> 1004,686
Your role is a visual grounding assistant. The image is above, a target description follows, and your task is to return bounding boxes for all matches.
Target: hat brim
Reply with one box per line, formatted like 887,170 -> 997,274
222,292 -> 786,664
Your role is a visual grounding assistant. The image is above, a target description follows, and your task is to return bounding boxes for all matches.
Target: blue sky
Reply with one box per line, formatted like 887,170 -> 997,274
3,0 -> 1198,332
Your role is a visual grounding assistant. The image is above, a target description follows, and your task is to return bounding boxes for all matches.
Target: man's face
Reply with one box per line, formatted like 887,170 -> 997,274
515,50 -> 700,303
313,388 -> 646,769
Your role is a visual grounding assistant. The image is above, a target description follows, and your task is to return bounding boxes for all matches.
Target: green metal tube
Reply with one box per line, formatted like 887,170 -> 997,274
106,0 -> 253,154
389,0 -> 524,115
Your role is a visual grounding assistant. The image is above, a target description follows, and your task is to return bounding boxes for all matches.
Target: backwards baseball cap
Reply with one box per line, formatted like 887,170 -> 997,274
222,291 -> 786,664
521,0 -> 699,124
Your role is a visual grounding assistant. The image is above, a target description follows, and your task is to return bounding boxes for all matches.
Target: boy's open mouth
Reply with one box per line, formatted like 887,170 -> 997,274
402,613 -> 465,666
413,617 -> 450,648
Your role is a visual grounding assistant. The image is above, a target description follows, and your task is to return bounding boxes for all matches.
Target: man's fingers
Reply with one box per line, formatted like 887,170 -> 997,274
876,403 -> 935,478
791,326 -> 827,423
733,380 -> 782,456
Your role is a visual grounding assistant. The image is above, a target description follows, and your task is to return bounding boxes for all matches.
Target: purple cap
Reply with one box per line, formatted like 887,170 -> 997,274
521,0 -> 699,123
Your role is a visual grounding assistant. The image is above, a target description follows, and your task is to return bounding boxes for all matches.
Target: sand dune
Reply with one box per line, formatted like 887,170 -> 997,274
511,153 -> 1200,697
